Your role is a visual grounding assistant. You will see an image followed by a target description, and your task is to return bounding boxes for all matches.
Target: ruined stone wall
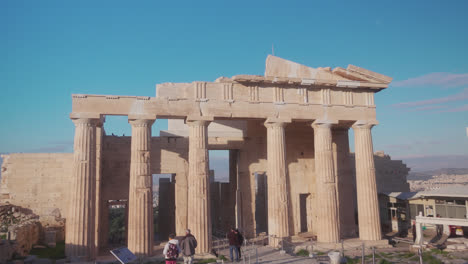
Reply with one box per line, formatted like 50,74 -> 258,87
285,122 -> 316,236
236,121 -> 317,237
237,121 -> 267,237
373,152 -> 411,193
347,152 -> 410,194
100,136 -> 189,201
100,135 -> 189,238
0,154 -> 72,227
0,129 -> 411,244
238,123 -> 410,237
0,204 -> 41,257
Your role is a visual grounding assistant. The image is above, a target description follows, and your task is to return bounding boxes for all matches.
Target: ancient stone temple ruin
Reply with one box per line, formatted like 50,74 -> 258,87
1,55 -> 405,260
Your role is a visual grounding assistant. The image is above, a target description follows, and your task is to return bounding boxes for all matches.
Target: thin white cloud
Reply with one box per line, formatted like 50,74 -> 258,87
30,141 -> 74,153
392,88 -> 468,109
411,105 -> 448,111
392,154 -> 468,171
382,140 -> 443,152
392,72 -> 468,88
440,104 -> 468,113
31,145 -> 72,153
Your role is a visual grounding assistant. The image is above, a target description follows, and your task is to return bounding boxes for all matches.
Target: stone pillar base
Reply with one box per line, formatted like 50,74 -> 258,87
194,253 -> 218,259
268,236 -> 288,248
315,238 -> 391,251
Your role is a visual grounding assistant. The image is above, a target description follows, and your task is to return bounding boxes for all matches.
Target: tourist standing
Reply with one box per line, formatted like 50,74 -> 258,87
163,233 -> 180,264
436,214 -> 443,237
180,229 -> 198,264
235,228 -> 244,259
227,227 -> 240,262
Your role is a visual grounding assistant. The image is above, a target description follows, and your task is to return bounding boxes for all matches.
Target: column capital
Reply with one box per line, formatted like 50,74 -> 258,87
352,120 -> 379,130
71,118 -> 101,126
311,119 -> 338,129
264,117 -> 291,127
186,116 -> 213,126
128,118 -> 155,127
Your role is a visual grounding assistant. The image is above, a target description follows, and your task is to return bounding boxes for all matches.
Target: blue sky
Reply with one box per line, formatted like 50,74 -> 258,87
1,0 -> 467,172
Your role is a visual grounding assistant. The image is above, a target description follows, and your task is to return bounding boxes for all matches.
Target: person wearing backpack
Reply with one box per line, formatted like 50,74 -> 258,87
163,233 -> 180,264
227,227 -> 240,262
180,229 -> 197,264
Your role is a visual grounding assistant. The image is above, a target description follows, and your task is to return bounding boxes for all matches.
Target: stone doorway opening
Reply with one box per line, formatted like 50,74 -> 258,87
208,150 -> 233,237
154,174 -> 175,242
107,200 -> 128,247
299,193 -> 310,233
255,172 -> 268,235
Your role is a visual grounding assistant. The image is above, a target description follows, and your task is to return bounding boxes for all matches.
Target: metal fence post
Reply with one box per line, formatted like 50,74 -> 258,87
341,239 -> 344,258
418,248 -> 423,264
256,247 -> 258,264
361,243 -> 365,264
372,247 -> 375,264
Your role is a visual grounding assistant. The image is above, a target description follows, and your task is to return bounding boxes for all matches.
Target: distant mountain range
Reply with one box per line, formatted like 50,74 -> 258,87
407,168 -> 468,180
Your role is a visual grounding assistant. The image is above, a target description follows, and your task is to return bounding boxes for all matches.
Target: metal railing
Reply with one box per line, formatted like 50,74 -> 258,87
212,232 -> 429,264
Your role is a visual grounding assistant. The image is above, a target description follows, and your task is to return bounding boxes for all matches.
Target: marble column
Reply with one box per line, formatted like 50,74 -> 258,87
187,119 -> 212,254
353,122 -> 382,241
95,120 -> 104,253
175,169 -> 189,237
333,128 -> 357,238
229,150 -> 241,232
265,121 -> 289,245
312,122 -> 340,243
66,118 -> 99,260
127,119 -> 155,256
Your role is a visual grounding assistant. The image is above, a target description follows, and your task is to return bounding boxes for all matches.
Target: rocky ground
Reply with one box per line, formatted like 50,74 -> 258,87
5,238 -> 468,264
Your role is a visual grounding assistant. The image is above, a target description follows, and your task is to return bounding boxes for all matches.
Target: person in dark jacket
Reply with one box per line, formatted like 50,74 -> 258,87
180,229 -> 197,264
236,229 -> 244,259
227,227 -> 240,262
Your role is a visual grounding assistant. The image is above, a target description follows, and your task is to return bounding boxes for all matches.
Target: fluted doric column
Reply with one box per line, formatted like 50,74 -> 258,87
312,122 -> 340,243
353,122 -> 382,241
265,120 -> 290,246
332,128 -> 357,238
66,118 -> 100,260
127,119 -> 155,256
95,120 -> 104,253
187,119 -> 212,254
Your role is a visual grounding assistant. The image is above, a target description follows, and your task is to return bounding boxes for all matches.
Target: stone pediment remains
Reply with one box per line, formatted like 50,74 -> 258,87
231,55 -> 392,90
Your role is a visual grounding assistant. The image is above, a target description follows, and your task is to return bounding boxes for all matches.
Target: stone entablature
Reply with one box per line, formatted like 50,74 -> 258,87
71,56 -> 390,122
156,78 -> 379,108
71,91 -> 377,122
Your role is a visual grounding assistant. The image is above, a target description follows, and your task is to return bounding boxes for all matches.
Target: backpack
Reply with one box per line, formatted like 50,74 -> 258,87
167,242 -> 179,259
238,233 -> 244,245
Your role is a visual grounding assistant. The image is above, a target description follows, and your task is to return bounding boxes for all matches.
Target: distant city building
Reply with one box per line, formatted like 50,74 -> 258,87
380,187 -> 468,234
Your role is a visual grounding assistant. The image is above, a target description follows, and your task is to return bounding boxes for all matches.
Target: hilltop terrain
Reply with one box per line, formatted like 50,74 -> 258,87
407,168 -> 468,191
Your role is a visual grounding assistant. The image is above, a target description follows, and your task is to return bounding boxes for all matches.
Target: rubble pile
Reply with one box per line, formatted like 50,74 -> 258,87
0,204 -> 41,258
446,237 -> 468,251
